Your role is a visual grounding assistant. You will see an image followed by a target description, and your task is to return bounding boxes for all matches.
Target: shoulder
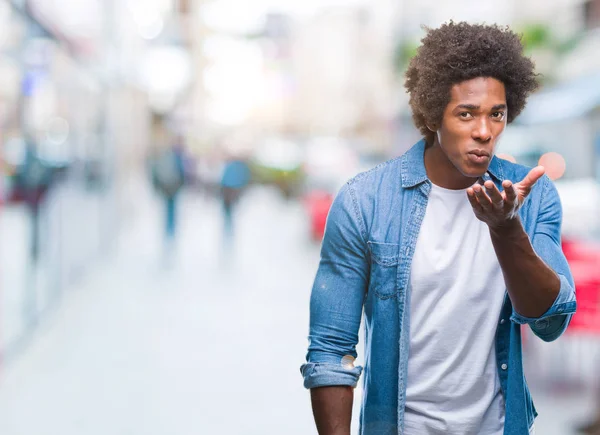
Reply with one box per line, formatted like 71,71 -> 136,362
345,155 -> 403,193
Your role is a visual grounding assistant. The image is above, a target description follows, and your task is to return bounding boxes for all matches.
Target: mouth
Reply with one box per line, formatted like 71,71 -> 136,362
467,149 -> 491,164
468,149 -> 490,157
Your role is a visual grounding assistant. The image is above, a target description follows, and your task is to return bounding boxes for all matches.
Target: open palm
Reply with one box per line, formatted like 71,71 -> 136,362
467,166 -> 546,228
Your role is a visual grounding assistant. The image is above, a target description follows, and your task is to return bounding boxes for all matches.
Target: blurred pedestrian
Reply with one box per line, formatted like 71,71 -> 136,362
14,138 -> 53,263
301,22 -> 576,435
12,138 -> 55,325
220,155 -> 250,237
151,138 -> 186,245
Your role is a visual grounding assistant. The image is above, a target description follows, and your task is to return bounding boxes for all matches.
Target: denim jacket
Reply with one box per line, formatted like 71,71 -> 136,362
301,139 -> 577,435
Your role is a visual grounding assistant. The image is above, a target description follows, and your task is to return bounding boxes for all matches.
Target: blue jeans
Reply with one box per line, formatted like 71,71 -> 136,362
165,195 -> 177,239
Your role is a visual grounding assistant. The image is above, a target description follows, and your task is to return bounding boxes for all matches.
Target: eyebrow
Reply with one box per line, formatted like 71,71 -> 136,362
455,103 -> 507,111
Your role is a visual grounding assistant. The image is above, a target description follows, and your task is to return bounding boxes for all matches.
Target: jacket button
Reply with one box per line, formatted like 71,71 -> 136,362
500,319 -> 505,325
501,363 -> 508,370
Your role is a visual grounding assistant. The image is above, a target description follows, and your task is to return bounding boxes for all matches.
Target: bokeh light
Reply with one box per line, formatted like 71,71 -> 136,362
538,152 -> 566,180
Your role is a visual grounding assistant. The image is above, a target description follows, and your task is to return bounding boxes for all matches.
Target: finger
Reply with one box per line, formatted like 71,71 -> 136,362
502,180 -> 517,205
484,180 -> 503,207
473,183 -> 492,210
519,166 -> 546,190
466,187 -> 483,212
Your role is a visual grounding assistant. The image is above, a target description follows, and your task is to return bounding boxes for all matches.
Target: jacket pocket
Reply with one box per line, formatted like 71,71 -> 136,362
368,241 -> 400,299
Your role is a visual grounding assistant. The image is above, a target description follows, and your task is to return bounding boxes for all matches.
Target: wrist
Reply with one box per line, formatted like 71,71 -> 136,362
489,216 -> 523,237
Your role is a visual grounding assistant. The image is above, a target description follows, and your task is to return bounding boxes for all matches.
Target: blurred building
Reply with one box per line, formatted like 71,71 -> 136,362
0,0 -> 191,359
174,1 -> 399,155
285,6 -> 396,151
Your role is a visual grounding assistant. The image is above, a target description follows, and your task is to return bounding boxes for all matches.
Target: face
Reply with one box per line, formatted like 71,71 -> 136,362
435,77 -> 507,179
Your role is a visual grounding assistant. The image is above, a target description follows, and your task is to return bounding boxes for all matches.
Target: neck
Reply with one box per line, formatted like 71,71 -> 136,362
424,138 -> 478,190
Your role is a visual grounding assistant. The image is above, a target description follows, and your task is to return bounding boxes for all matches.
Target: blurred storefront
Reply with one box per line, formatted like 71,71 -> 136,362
0,0 -> 156,361
0,0 -> 103,360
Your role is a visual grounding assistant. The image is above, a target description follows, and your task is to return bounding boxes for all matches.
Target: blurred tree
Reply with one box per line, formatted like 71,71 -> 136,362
394,39 -> 419,74
519,22 -> 584,56
518,22 -> 584,84
519,23 -> 552,51
553,32 -> 584,56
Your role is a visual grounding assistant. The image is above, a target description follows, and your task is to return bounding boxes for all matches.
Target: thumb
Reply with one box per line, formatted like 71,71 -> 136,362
518,166 -> 545,189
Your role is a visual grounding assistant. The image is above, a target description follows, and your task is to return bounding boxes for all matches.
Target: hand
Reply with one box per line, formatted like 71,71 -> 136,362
466,166 -> 546,229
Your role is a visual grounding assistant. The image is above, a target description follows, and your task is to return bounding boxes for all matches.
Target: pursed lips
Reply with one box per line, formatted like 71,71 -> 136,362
468,149 -> 490,157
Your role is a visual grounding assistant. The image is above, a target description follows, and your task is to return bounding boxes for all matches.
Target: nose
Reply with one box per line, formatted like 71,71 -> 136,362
472,117 -> 492,142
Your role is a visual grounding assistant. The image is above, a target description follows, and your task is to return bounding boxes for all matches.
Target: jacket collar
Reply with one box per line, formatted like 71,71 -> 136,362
400,138 -> 505,188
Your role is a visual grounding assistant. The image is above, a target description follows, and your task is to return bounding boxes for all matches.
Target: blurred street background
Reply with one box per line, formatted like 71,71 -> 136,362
0,0 -> 599,434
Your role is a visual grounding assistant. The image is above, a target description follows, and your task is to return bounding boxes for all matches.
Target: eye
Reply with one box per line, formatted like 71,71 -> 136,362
459,112 -> 473,119
492,111 -> 506,120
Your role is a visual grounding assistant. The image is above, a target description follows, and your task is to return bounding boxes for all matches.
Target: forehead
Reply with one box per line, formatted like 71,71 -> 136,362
449,77 -> 506,105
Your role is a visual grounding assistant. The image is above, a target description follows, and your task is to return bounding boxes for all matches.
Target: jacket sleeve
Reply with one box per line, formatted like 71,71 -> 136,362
510,176 -> 577,342
300,182 -> 369,388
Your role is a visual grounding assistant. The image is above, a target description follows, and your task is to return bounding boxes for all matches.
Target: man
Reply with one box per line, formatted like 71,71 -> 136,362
300,22 -> 576,435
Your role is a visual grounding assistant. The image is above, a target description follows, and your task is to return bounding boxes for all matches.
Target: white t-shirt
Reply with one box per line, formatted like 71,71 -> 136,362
403,183 -> 507,435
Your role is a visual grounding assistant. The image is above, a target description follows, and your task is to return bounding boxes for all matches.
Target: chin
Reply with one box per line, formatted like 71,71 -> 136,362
460,164 -> 488,179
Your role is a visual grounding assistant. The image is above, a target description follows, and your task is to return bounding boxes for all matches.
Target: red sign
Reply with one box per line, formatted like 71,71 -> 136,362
563,239 -> 600,334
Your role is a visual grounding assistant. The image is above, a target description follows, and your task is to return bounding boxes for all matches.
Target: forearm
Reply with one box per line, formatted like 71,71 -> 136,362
310,386 -> 354,435
490,217 -> 560,318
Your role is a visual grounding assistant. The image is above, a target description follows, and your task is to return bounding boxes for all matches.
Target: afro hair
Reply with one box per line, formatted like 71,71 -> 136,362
404,21 -> 539,143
